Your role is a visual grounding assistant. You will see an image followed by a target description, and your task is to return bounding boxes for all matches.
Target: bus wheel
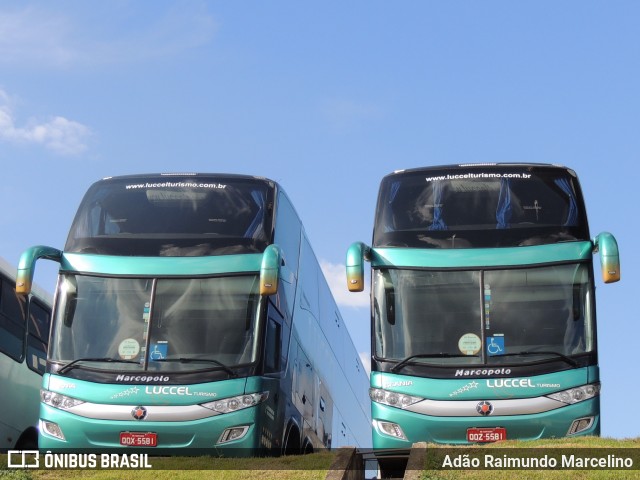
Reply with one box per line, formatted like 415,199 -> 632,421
16,429 -> 38,450
284,424 -> 301,455
302,440 -> 314,455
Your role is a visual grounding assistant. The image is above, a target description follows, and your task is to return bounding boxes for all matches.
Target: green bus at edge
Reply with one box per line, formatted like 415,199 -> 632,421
0,257 -> 51,450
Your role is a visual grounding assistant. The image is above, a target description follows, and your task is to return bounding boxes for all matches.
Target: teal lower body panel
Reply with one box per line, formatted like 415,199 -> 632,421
39,404 -> 264,455
371,398 -> 600,448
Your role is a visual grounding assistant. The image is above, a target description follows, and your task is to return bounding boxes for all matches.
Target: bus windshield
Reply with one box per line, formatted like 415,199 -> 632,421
65,175 -> 274,256
373,165 -> 589,248
49,274 -> 262,373
373,263 -> 594,367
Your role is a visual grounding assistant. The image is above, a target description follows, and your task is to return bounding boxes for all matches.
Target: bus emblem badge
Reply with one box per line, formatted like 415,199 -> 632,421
476,401 -> 493,416
132,406 -> 148,420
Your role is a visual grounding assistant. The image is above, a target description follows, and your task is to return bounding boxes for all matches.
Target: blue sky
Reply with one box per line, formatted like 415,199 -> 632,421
1,1 -> 638,439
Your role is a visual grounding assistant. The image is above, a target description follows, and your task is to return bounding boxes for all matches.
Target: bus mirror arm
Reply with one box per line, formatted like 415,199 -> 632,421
16,245 -> 62,295
593,232 -> 620,284
260,244 -> 281,296
346,241 -> 371,292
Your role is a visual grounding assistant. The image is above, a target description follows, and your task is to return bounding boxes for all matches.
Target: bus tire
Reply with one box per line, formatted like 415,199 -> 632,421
283,423 -> 301,455
302,439 -> 314,455
16,428 -> 38,450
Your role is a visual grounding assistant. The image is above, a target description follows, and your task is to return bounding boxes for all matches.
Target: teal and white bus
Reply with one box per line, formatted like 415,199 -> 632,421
346,163 -> 620,448
0,257 -> 51,450
17,173 -> 370,454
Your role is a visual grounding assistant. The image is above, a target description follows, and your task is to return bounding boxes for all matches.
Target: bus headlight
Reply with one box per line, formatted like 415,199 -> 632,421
546,383 -> 600,404
201,392 -> 269,414
40,389 -> 85,411
369,388 -> 423,409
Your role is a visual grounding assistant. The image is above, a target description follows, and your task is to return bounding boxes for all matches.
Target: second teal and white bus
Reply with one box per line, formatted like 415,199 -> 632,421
18,173 -> 370,454
347,163 -> 619,448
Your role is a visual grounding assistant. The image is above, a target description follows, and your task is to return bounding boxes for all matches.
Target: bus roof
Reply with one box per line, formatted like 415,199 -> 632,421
98,172 -> 276,183
389,162 -> 576,176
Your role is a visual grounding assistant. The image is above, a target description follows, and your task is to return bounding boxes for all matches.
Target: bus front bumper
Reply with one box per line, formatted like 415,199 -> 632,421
38,403 -> 267,454
371,398 -> 600,448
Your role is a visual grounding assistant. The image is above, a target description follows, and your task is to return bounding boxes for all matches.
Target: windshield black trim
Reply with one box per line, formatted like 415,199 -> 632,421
372,257 -> 592,273
48,360 -> 255,384
372,352 -> 596,379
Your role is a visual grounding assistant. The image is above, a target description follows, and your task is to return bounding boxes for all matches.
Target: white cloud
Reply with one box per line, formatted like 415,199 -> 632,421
0,4 -> 217,68
0,7 -> 75,67
320,259 -> 370,309
0,90 -> 91,156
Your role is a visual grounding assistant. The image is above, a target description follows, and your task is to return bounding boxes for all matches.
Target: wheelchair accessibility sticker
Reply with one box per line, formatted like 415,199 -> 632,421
486,334 -> 505,356
149,341 -> 168,361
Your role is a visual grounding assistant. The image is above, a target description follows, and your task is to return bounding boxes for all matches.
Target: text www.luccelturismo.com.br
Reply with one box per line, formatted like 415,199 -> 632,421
125,182 -> 227,189
425,173 -> 532,182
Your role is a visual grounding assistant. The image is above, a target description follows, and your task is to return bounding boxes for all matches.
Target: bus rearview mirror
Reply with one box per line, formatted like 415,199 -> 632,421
16,245 -> 62,295
594,232 -> 620,284
260,244 -> 281,296
346,242 -> 370,292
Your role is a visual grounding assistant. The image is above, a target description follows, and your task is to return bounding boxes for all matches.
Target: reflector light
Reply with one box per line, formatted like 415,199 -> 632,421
217,426 -> 250,444
568,417 -> 594,435
375,420 -> 407,440
40,420 -> 65,440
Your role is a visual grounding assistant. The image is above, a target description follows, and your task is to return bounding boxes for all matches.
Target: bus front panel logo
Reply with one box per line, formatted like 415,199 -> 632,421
132,406 -> 148,420
476,401 -> 493,416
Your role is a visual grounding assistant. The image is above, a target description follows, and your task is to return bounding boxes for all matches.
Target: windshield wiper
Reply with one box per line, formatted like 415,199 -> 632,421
495,351 -> 578,367
58,357 -> 140,375
153,357 -> 238,377
391,353 -> 478,373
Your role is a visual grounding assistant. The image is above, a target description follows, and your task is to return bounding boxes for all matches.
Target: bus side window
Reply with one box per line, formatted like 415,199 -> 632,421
274,192 -> 301,321
27,299 -> 50,375
0,278 -> 27,361
264,316 -> 282,373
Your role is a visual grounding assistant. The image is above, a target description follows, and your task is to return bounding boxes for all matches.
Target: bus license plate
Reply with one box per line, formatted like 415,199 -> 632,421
120,432 -> 157,447
467,427 -> 506,443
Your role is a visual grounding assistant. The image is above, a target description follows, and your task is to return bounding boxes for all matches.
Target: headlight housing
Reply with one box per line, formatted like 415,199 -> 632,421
41,389 -> 85,410
201,392 -> 268,414
546,383 -> 600,404
369,387 -> 423,409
